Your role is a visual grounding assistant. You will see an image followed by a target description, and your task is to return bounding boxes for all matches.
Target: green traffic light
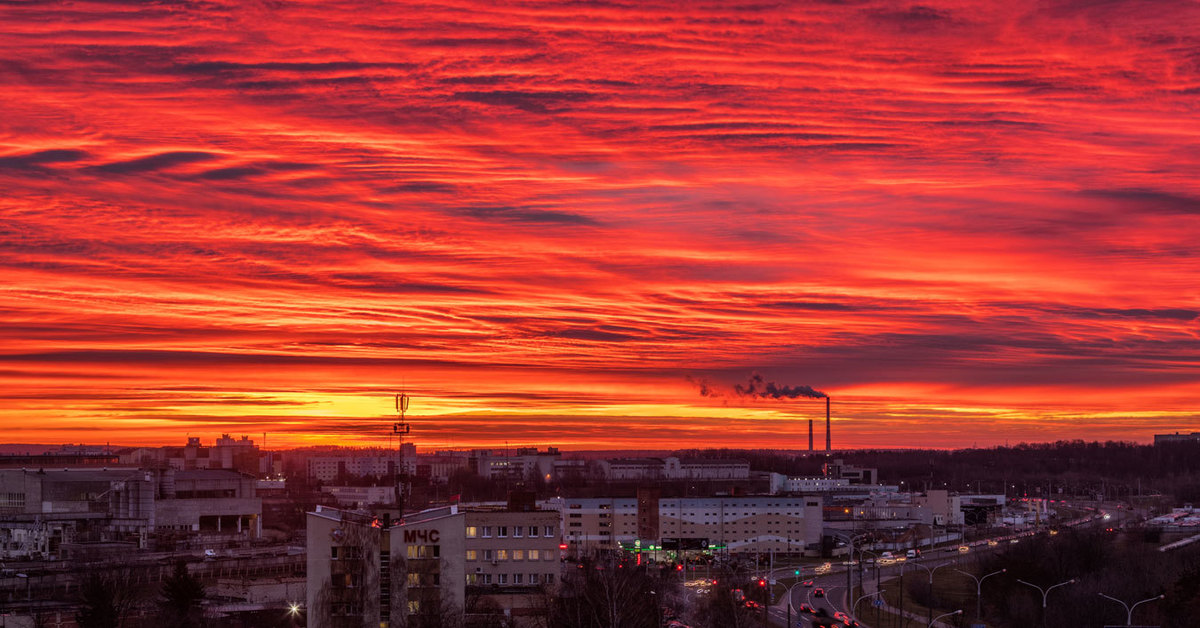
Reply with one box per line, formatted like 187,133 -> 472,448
794,570 -> 800,575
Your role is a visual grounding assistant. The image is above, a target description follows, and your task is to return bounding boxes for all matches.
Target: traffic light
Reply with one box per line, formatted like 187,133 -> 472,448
794,569 -> 801,576
758,578 -> 766,587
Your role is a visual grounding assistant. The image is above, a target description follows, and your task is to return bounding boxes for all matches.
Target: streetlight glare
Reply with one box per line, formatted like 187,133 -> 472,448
288,602 -> 300,615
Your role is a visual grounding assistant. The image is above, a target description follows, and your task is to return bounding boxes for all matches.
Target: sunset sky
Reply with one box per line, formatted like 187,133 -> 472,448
1,0 -> 1198,450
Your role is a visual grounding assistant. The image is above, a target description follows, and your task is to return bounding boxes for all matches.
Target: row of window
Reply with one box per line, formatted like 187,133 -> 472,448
466,525 -> 556,538
466,549 -> 555,561
467,572 -> 556,585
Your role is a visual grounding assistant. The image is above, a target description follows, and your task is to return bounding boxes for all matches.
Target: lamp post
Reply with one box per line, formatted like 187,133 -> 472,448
928,609 -> 962,627
955,567 -> 1005,619
853,590 -> 883,621
829,530 -> 870,614
907,562 -> 955,628
1098,592 -> 1164,626
1016,578 -> 1075,627
786,572 -> 808,628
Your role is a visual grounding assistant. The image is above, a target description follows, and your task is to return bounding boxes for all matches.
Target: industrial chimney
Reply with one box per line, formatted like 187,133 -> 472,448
808,418 -> 814,451
825,397 -> 831,451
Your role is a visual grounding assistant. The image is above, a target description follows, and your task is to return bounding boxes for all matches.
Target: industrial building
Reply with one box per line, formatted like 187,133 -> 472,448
598,456 -> 750,481
0,467 -> 262,560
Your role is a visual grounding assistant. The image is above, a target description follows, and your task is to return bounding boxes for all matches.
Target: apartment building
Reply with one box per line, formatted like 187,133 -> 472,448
464,509 -> 562,589
306,503 -> 563,627
307,506 -> 466,628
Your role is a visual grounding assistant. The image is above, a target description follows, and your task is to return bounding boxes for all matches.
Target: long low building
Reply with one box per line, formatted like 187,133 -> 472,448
545,492 -> 823,555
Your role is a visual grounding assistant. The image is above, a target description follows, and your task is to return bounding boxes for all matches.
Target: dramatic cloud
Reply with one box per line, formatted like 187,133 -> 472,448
0,0 -> 1198,448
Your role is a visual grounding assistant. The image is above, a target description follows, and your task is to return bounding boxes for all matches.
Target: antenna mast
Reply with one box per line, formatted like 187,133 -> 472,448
394,393 -> 411,518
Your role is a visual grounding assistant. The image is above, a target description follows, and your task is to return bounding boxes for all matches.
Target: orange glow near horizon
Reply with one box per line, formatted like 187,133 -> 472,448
1,0 -> 1199,450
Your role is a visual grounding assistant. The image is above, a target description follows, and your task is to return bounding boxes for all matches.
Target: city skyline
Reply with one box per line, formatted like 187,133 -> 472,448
1,1 -> 1199,449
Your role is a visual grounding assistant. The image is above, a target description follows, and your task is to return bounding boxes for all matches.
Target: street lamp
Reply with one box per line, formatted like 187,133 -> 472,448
907,562 -> 956,628
852,590 -> 883,620
955,567 -> 1005,619
828,530 -> 870,611
1016,578 -> 1075,627
928,609 -> 962,627
1098,592 -> 1164,626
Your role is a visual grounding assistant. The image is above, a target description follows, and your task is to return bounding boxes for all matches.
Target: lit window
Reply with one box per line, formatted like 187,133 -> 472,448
466,526 -> 478,538
514,550 -> 524,560
528,549 -> 539,560
466,550 -> 477,561
497,550 -> 509,560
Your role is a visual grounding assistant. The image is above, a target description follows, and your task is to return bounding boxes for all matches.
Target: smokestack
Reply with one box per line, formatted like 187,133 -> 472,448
808,418 -> 813,451
825,397 -> 831,451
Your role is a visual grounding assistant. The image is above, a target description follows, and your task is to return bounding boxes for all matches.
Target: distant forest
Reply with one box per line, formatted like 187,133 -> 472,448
675,440 -> 1200,504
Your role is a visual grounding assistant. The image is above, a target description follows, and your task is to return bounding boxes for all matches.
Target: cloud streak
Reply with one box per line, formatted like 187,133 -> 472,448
0,0 -> 1198,447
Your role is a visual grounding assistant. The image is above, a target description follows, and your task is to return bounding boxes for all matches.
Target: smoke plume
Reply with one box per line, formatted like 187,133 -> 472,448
734,373 -> 827,400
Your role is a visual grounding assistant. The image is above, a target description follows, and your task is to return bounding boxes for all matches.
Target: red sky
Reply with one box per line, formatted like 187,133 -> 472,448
1,0 -> 1198,450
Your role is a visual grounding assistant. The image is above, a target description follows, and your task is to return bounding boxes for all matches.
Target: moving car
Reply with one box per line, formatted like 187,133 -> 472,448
803,580 -> 814,587
814,587 -> 825,598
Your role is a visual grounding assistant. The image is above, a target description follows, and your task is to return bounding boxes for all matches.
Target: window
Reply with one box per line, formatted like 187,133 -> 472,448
406,545 -> 440,559
466,526 -> 478,538
483,549 -> 494,561
513,526 -> 522,538
466,550 -> 477,561
529,526 -> 538,537
498,526 -> 508,538
529,573 -> 540,584
407,573 -> 421,586
330,546 -> 339,559
513,550 -> 524,560
545,573 -> 555,584
544,526 -> 555,537
482,526 -> 492,538
498,574 -> 508,585
408,601 -> 420,614
467,573 -> 478,585
569,522 -> 581,527
528,549 -> 540,560
497,549 -> 509,560
513,573 -> 523,584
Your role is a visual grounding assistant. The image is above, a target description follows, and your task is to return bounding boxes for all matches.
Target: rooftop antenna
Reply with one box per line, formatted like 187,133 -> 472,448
394,392 -> 411,518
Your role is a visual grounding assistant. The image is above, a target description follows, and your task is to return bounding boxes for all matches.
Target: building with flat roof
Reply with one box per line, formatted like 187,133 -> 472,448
306,500 -> 563,627
546,494 -> 823,555
1155,432 -> 1200,445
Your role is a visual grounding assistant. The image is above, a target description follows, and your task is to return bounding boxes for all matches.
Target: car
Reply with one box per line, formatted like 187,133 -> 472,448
803,580 -> 814,587
203,549 -> 217,559
814,587 -> 825,598
957,545 -> 970,553
799,603 -> 815,614
987,540 -> 999,546
744,600 -> 761,609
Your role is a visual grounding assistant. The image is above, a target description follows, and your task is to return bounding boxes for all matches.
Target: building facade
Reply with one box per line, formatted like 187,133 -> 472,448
547,495 -> 824,555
